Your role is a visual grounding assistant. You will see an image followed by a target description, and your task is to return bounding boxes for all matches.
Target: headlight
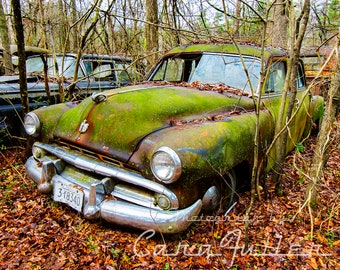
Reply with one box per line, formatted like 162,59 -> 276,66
32,145 -> 45,159
24,112 -> 41,137
151,146 -> 181,183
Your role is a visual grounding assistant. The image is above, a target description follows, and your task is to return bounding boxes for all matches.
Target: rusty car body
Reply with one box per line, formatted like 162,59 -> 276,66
301,46 -> 336,96
24,44 -> 324,233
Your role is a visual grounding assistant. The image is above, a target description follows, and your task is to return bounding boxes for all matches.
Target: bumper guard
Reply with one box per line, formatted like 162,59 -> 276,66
25,144 -> 202,233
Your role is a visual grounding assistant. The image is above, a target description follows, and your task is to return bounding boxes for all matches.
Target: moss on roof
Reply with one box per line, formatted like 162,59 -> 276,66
167,43 -> 286,61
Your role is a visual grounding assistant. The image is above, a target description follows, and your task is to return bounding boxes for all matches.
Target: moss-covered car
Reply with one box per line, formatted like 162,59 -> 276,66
24,44 -> 324,233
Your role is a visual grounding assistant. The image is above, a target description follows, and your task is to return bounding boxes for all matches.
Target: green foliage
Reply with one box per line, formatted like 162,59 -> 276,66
109,248 -> 119,257
324,231 -> 336,247
328,0 -> 340,27
47,200 -> 60,209
0,129 -> 8,150
162,262 -> 170,270
296,143 -> 305,152
86,235 -> 99,252
299,178 -> 305,184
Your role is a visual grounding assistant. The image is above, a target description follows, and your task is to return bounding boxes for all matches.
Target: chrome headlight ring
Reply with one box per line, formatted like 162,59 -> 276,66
151,146 -> 182,184
24,112 -> 41,137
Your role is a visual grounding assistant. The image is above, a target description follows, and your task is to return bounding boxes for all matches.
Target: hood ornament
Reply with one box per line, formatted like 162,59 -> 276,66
79,119 -> 89,133
92,93 -> 107,103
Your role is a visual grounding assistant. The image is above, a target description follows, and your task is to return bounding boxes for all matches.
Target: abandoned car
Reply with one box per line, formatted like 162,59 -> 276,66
24,44 -> 324,233
301,46 -> 336,96
0,53 -> 133,137
0,45 -> 50,75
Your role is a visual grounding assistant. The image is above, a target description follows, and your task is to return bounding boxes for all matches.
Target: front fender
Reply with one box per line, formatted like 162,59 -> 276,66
132,110 -> 274,184
31,102 -> 80,141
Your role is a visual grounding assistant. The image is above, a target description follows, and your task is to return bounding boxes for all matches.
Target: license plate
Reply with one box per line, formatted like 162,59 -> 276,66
53,182 -> 84,212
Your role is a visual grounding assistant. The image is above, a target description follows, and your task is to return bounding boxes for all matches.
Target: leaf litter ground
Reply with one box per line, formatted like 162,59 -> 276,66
0,118 -> 339,269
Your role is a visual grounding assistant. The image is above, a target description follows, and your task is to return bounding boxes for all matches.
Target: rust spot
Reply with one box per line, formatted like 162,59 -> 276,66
71,184 -> 84,191
200,131 -> 209,137
105,195 -> 117,200
169,109 -> 255,126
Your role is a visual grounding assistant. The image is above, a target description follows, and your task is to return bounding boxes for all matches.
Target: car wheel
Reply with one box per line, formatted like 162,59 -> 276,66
222,170 -> 236,209
201,170 -> 236,214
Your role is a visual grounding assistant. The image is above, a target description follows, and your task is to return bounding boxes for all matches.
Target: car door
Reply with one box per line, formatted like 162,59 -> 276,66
262,57 -> 311,170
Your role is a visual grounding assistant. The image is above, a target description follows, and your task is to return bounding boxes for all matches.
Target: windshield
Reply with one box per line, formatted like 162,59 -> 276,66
149,53 -> 261,94
26,55 -> 85,78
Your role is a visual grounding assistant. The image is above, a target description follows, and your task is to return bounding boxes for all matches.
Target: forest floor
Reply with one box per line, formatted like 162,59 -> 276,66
0,117 -> 339,269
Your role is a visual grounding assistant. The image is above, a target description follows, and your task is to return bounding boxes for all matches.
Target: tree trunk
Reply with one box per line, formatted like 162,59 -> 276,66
58,0 -> 69,52
269,0 -> 288,48
145,0 -> 159,71
306,37 -> 340,208
68,0 -> 102,100
0,0 -> 13,74
11,0 -> 28,115
272,0 -> 311,192
233,0 -> 241,38
71,0 -> 78,51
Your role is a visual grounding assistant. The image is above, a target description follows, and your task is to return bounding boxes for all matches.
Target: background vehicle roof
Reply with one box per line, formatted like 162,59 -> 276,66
0,45 -> 50,55
26,53 -> 132,62
82,54 -> 132,62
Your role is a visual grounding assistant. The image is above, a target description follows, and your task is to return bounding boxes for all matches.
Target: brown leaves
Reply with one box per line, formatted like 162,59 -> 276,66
142,80 -> 250,96
0,117 -> 339,269
169,109 -> 247,126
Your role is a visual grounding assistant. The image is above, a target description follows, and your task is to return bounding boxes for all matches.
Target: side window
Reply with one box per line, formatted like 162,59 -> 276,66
265,61 -> 286,93
151,61 -> 167,81
84,61 -> 94,74
150,55 -> 202,82
296,63 -> 305,88
115,62 -> 130,82
164,58 -> 184,82
26,57 -> 45,73
150,58 -> 184,82
183,59 -> 198,82
93,63 -> 115,80
72,62 -> 85,79
61,59 -> 85,79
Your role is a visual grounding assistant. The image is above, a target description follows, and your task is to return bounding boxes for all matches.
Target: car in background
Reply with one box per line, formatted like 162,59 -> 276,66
24,44 -> 324,233
0,53 -> 134,140
301,46 -> 336,96
0,45 -> 50,75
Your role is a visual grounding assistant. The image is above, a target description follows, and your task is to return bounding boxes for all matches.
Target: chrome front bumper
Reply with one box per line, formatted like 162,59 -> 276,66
25,142 -> 202,233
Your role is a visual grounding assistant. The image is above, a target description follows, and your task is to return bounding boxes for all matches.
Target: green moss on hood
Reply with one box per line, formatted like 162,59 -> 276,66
53,86 -> 255,161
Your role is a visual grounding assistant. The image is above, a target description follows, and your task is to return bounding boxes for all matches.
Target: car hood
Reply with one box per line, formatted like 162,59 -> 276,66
53,84 -> 255,161
0,75 -> 61,94
0,75 -> 119,95
0,75 -> 44,84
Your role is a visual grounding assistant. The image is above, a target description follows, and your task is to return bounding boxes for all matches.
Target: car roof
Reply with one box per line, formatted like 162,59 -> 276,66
82,54 -> 132,62
166,43 -> 287,61
26,53 -> 132,62
301,46 -> 334,57
0,45 -> 50,55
